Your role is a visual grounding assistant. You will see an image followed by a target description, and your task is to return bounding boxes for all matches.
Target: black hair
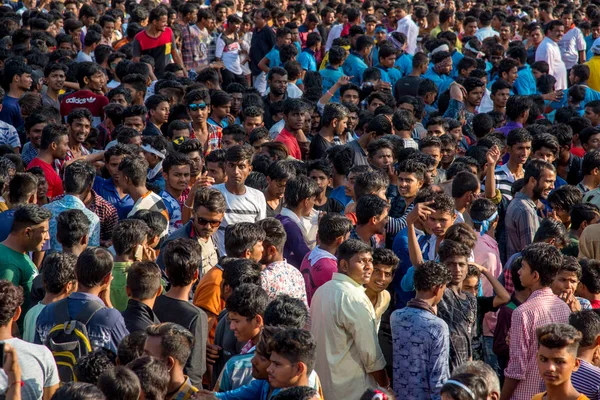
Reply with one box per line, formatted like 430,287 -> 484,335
97,366 -> 141,400
126,355 -> 169,400
112,219 -> 150,256
127,261 -> 162,300
163,238 -> 202,287
225,143 -> 254,163
63,160 -> 95,195
533,218 -> 568,246
263,294 -> 308,329
522,242 -> 564,286
353,170 -> 389,200
74,349 -> 115,384
272,387 -> 318,400
145,323 -> 194,366
221,258 -> 262,290
506,95 -> 534,121
226,283 -> 269,320
224,222 -> 266,257
569,310 -> 600,348
284,175 -> 320,208
317,213 -> 353,246
118,156 -> 148,186
356,194 -> 389,225
118,331 -> 148,366
268,328 -> 316,375
506,127 -> 532,147
571,203 -> 600,231
56,209 -> 91,249
548,185 -> 582,212
51,382 -> 107,400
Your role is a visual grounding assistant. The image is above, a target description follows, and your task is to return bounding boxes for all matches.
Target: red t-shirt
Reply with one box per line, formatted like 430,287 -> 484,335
27,157 -> 63,199
274,128 -> 301,160
60,90 -> 109,127
591,299 -> 600,309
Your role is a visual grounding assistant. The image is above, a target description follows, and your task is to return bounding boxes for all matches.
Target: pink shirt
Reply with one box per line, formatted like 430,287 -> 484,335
473,233 -> 502,337
300,248 -> 338,306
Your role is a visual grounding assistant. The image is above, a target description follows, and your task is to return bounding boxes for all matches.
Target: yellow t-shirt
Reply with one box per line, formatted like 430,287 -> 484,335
531,392 -> 590,400
587,56 -> 600,92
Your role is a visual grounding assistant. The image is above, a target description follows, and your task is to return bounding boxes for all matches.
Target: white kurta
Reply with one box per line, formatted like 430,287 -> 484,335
396,15 -> 419,55
536,37 -> 568,90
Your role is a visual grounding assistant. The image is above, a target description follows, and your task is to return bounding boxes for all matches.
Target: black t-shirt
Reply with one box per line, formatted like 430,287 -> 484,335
309,134 -> 334,160
394,75 -> 422,99
314,196 -> 344,213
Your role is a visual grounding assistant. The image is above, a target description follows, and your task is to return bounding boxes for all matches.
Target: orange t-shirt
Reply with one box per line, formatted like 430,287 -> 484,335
192,265 -> 224,343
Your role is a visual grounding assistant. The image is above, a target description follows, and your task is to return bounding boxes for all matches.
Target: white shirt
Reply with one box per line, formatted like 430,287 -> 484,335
310,273 -> 386,399
396,15 -> 419,55
559,26 -> 586,69
325,23 -> 344,52
216,34 -> 243,75
477,88 -> 493,113
536,37 -> 568,90
475,26 -> 499,41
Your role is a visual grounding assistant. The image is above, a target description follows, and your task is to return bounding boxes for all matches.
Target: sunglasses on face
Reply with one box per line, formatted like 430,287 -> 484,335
195,216 -> 221,227
189,103 -> 209,111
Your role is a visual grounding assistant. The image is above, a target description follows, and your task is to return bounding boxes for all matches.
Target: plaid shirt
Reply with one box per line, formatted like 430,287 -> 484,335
193,123 -> 222,155
168,376 -> 198,400
55,145 -> 90,172
199,28 -> 218,66
505,288 -> 571,400
177,23 -> 203,71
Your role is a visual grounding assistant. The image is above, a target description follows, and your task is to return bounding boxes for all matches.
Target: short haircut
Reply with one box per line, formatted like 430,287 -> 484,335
193,187 -> 227,213
451,171 -> 479,198
582,150 -> 600,175
63,161 -> 95,195
337,239 -> 371,266
118,331 -> 147,366
356,194 -> 389,225
569,310 -> 600,348
118,156 -> 148,187
430,192 -> 455,214
112,219 -> 149,256
317,213 -> 353,246
225,143 -> 254,163
396,159 -> 427,181
57,209 -> 91,248
163,238 -> 202,287
532,132 -> 559,156
354,169 -> 389,200
570,203 -> 600,231
11,204 -> 52,232
581,259 -> 600,294
257,217 -> 287,254
126,261 -> 162,300
145,323 -> 194,366
506,128 -> 532,147
321,103 -> 348,127
537,323 -> 582,356
221,258 -> 262,289
372,248 -> 399,272
506,95 -> 534,121
226,283 -> 269,320
522,242 -> 564,287
75,247 -> 113,288
453,361 -> 501,398
438,240 -> 471,263
40,122 -> 68,150
40,252 -> 77,295
263,294 -> 308,328
126,356 -> 169,400
162,152 -> 191,174
524,159 -> 556,184
224,222 -> 266,257
413,260 -> 452,292
54,382 -> 107,400
548,185 -> 582,211
284,175 -> 320,208
272,387 -> 318,400
97,366 -> 141,400
8,172 -> 37,204
0,280 -> 23,326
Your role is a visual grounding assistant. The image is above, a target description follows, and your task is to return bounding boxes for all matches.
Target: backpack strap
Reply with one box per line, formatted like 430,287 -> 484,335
74,300 -> 105,326
53,298 -> 72,324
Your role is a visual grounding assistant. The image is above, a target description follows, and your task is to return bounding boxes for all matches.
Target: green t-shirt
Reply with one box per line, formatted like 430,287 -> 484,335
0,243 -> 38,329
111,261 -> 133,312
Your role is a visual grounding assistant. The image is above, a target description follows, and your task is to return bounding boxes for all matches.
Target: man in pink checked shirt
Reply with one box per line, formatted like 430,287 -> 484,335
500,242 -> 571,400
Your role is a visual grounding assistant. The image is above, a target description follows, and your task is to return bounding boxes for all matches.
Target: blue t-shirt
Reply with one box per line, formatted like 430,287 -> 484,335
378,65 -> 402,87
513,64 -> 538,95
0,209 -> 15,242
329,186 -> 352,209
423,67 -> 454,95
297,48 -> 317,72
320,66 -> 345,102
395,52 -> 413,78
451,49 -> 464,77
0,96 -> 23,129
343,52 -> 368,86
265,45 -> 281,68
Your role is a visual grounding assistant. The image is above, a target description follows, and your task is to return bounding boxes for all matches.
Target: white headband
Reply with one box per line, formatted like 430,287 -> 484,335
141,143 -> 166,159
431,44 -> 450,55
445,380 -> 475,399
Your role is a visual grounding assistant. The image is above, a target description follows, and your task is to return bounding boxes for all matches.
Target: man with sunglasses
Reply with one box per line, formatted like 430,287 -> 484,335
185,89 -> 221,155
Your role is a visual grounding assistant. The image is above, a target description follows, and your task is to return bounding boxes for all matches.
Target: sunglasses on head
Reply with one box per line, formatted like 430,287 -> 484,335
189,103 -> 209,111
196,216 -> 221,228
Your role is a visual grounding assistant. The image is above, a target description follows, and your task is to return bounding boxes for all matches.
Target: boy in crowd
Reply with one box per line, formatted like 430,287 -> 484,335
159,153 -> 192,234
264,161 -> 295,217
365,248 -> 398,326
308,159 -> 344,213
351,194 -> 390,249
551,257 -> 592,311
121,261 -> 162,334
143,94 -> 170,137
564,203 -> 600,257
578,259 -> 600,309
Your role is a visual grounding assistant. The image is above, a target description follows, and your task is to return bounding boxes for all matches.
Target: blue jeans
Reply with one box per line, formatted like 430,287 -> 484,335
483,336 -> 501,377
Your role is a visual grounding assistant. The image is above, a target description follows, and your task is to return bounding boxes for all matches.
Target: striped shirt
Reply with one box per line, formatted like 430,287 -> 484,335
505,192 -> 540,259
572,359 -> 600,400
212,183 -> 267,256
128,191 -> 170,237
491,164 -> 518,201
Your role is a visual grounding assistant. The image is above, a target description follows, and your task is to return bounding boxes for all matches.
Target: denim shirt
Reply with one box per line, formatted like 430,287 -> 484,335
43,195 -> 100,251
34,292 -> 129,354
93,176 -> 134,220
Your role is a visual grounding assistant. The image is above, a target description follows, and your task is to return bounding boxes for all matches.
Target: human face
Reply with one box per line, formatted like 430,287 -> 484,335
503,67 -> 519,84
548,24 -> 565,42
188,101 -> 210,124
422,146 -> 441,167
69,118 -> 91,144
251,349 -> 271,379
309,169 -> 330,195
46,70 -> 65,92
368,98 -> 386,113
230,92 -> 243,115
500,25 -> 511,40
344,171 -> 359,198
537,345 -> 579,388
267,177 -> 287,199
444,255 -> 469,286
492,88 -> 511,108
341,89 -> 360,105
464,21 -> 478,36
347,112 -> 359,132
427,210 -> 455,237
27,122 -> 46,148
427,124 -> 445,137
532,147 -> 556,163
532,168 -> 556,200
376,30 -> 387,43
584,109 -> 600,127
551,270 -> 579,297
228,310 -> 260,342
462,275 -> 479,296
192,205 -> 223,239
185,9 -> 198,24
283,110 -> 305,132
508,141 -> 532,165
225,159 -> 252,185
207,161 -> 226,184
153,15 -> 168,32
183,150 -> 202,177
267,352 -> 302,389
397,172 -> 422,198
561,13 -> 573,29
107,154 -> 124,181
124,116 -> 145,132
254,13 -> 267,29
53,134 -> 70,160
341,251 -> 374,284
165,164 -> 191,192
366,21 -> 376,34
269,73 -> 288,97
110,94 -> 129,107
381,54 -> 396,69
222,135 -> 242,150
59,41 -> 74,51
65,2 -> 77,14
86,71 -> 104,91
16,73 -> 32,91
243,116 -> 263,135
466,86 -> 485,107
212,102 -> 231,119
370,148 -> 394,170
151,101 -> 170,125
366,264 -> 394,294
102,21 -> 114,39
28,221 -> 50,252
441,145 -> 456,166
216,7 -> 227,22
324,11 -> 335,25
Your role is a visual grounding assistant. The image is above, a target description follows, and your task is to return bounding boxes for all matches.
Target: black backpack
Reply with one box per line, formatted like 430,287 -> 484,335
44,299 -> 104,382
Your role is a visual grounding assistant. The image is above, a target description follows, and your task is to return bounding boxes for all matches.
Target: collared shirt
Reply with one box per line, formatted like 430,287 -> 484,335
168,376 -> 198,400
0,119 -> 19,149
310,272 -> 386,399
178,23 -> 203,71
505,288 -> 571,400
423,67 -> 454,96
297,48 -> 317,72
474,234 -> 502,337
261,260 -> 308,306
93,176 -> 134,220
396,15 -> 419,55
43,195 -> 100,251
350,228 -> 384,249
21,142 -> 38,166
121,298 -> 161,334
505,192 -> 540,258
487,162 -> 519,201
391,304 -> 450,399
536,37 -> 568,90
55,144 -> 91,172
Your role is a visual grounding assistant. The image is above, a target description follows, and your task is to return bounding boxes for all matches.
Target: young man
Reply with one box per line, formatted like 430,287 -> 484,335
213,144 -> 267,256
310,239 -> 389,399
505,159 -> 556,258
264,161 -> 295,217
0,280 -> 59,399
532,324 -> 585,400
308,160 -> 344,213
395,52 -> 429,98
93,144 -> 135,219
578,259 -> 600,309
490,80 -> 512,114
351,194 -> 390,249
119,156 -> 169,233
35,247 -> 129,354
153,238 -> 208,388
43,161 -> 100,252
26,123 -> 69,199
391,260 -> 451,399
536,20 -> 567,90
276,175 -> 320,268
60,62 -> 109,127
42,63 -> 67,112
0,172 -> 38,242
343,36 -> 375,86
143,94 -> 170,137
365,248 -> 398,327
121,261 -> 162,334
76,30 -> 101,62
258,218 -> 308,305
144,322 -> 198,398
569,310 -> 600,399
489,128 -> 532,201
309,103 -> 348,160
564,203 -> 600,257
159,153 -> 192,234
501,243 -> 571,400
0,59 -> 32,129
507,45 -> 538,95
443,78 -> 485,140
221,125 -> 247,150
274,98 -> 310,160
208,90 -> 232,130
263,68 -> 288,129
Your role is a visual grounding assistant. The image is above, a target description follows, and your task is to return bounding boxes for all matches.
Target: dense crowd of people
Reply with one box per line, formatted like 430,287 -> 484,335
2,0 -> 600,399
